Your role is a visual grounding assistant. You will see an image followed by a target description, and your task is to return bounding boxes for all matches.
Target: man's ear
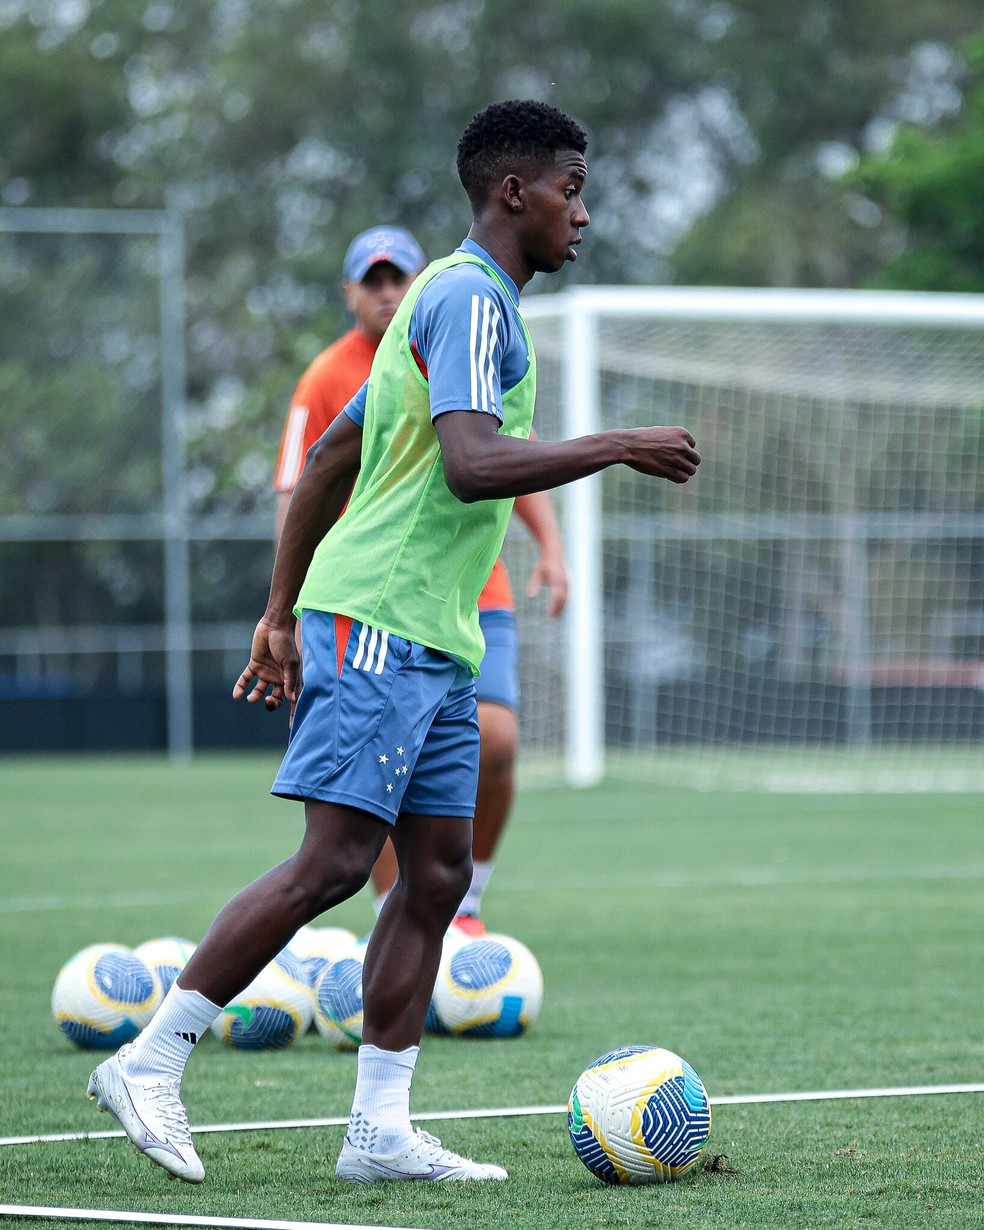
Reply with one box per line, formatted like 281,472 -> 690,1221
501,173 -> 524,212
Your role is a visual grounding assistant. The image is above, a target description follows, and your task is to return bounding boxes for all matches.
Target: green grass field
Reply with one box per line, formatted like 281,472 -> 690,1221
1,752 -> 982,1230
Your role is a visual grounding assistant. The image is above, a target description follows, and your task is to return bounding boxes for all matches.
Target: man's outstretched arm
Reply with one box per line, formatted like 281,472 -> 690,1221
434,410 -> 700,503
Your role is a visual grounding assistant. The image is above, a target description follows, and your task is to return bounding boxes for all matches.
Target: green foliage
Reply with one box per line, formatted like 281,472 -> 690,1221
2,1 -> 984,642
851,34 -> 984,291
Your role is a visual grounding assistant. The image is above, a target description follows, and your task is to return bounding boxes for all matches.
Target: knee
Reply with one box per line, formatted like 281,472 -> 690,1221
427,849 -> 473,915
287,843 -> 376,917
404,847 -> 472,920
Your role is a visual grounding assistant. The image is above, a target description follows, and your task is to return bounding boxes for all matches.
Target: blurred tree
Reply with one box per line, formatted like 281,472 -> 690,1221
669,2 -> 983,287
849,32 -> 984,291
1,0 -> 982,528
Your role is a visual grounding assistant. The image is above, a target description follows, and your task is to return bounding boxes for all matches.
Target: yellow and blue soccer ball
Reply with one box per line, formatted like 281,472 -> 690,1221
313,942 -> 366,1050
133,936 -> 197,1001
426,932 -> 543,1038
51,943 -> 160,1050
209,948 -> 313,1050
568,1045 -> 711,1184
288,925 -> 358,991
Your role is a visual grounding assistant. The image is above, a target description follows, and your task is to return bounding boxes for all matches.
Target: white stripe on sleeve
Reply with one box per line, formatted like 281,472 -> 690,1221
274,405 -> 310,492
484,303 -> 501,415
469,295 -> 480,411
467,295 -> 502,415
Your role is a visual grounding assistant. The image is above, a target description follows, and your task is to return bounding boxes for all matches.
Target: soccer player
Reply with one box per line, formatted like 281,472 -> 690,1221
272,226 -> 569,937
86,98 -> 700,1186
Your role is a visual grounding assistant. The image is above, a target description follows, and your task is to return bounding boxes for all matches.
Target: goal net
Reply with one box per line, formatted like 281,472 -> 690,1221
507,287 -> 984,788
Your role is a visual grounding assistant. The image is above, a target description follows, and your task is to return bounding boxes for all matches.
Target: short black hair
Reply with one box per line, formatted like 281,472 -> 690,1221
456,99 -> 588,209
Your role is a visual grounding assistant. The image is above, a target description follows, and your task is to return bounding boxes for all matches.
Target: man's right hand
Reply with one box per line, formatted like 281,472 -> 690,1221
624,426 -> 701,483
232,616 -> 301,714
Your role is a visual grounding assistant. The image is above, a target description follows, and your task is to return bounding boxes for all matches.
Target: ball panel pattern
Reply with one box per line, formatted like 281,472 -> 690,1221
51,944 -> 160,1050
209,948 -> 313,1050
428,934 -> 543,1038
133,937 -> 196,1000
313,952 -> 365,1049
568,1046 -> 711,1185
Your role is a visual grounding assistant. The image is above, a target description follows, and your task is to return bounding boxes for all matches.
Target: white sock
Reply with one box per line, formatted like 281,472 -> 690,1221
120,985 -> 221,1083
347,1044 -> 419,1154
458,860 -> 494,917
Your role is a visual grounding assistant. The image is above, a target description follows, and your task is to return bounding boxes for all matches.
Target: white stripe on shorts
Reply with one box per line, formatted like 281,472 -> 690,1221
352,622 -> 369,671
351,623 -> 390,674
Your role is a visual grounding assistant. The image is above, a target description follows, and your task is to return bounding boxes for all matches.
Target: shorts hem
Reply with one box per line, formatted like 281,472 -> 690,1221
474,693 -> 518,712
271,782 -> 397,825
400,803 -> 476,819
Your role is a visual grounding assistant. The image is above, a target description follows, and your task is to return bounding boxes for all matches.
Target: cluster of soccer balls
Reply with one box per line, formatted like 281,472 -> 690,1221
51,933 -> 710,1184
50,926 -> 545,1053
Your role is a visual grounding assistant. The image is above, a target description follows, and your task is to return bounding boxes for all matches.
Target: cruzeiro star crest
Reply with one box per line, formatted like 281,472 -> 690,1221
380,745 -> 409,794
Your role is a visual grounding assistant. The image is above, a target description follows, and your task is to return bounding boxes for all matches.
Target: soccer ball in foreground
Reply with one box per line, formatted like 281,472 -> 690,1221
313,943 -> 366,1050
51,943 -> 160,1050
568,1046 -> 711,1184
210,948 -> 313,1050
427,932 -> 543,1038
133,936 -> 197,1001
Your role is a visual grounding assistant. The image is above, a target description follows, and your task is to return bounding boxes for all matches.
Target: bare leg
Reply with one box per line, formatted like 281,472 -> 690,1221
361,812 -> 473,1050
471,700 -> 518,862
178,800 -> 389,1008
368,700 -> 516,903
369,834 -> 400,900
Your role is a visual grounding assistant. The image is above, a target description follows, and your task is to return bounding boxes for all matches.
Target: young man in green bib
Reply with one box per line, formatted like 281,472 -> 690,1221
87,99 -> 701,1186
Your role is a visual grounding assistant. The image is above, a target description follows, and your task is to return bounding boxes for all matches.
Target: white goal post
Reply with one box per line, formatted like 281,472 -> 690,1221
513,286 -> 984,787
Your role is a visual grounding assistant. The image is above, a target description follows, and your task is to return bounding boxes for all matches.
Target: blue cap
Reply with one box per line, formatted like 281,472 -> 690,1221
342,226 -> 425,283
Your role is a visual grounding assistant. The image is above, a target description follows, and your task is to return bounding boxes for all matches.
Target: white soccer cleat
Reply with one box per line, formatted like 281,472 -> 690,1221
86,1048 -> 204,1184
335,1128 -> 508,1183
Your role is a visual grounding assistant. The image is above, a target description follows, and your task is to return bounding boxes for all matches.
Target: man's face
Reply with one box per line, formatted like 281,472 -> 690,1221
344,262 -> 417,341
521,150 -> 589,275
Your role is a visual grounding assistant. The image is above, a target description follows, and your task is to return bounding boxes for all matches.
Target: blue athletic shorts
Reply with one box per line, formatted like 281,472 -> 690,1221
272,611 -> 480,824
475,608 -> 519,711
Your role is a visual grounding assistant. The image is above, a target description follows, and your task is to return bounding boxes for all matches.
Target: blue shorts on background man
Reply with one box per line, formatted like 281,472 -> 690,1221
474,608 -> 519,711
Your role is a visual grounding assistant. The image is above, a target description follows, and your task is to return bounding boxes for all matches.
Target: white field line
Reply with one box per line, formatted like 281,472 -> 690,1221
3,1083 -> 982,1148
0,1207 -> 426,1230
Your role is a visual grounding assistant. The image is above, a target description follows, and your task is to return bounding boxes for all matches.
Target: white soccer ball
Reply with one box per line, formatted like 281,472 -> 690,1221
51,943 -> 160,1050
313,942 -> 367,1050
133,936 -> 197,1001
288,925 -> 358,990
568,1045 -> 712,1184
426,932 -> 543,1038
210,948 -> 313,1050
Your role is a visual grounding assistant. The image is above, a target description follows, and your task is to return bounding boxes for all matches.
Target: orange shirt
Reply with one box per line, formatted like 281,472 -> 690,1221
272,329 -> 376,493
272,327 -> 513,612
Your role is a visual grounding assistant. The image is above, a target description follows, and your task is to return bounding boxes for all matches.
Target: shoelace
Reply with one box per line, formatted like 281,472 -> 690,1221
144,1080 -> 193,1146
412,1129 -> 464,1163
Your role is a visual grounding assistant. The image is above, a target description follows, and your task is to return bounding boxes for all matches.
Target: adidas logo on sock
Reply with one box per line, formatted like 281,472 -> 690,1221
175,1031 -> 199,1045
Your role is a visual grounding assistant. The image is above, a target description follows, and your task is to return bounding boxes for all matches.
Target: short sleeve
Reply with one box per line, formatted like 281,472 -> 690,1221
343,381 -> 369,427
410,266 -> 521,424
